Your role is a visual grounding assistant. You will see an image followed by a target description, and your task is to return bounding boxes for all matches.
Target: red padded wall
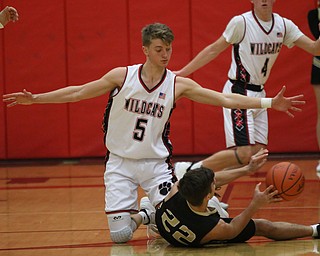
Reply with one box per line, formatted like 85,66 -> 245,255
190,1 -> 251,154
66,0 -> 129,157
3,0 -> 69,158
1,0 -> 318,159
0,2 -> 5,158
267,1 -> 318,152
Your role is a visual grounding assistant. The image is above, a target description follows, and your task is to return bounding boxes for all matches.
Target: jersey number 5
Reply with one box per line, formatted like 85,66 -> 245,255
133,118 -> 148,141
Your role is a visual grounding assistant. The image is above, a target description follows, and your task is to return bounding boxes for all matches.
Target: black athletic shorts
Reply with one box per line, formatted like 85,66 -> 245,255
311,57 -> 320,85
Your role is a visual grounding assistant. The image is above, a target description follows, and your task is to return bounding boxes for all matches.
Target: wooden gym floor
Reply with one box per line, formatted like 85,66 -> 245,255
0,154 -> 319,256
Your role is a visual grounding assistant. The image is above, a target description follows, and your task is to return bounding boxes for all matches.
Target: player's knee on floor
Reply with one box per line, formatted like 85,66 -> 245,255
110,226 -> 133,243
107,212 -> 136,243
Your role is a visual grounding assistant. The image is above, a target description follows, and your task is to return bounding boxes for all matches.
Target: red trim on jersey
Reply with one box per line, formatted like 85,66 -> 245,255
138,64 -> 168,93
105,209 -> 139,214
239,15 -> 246,44
251,10 -> 275,35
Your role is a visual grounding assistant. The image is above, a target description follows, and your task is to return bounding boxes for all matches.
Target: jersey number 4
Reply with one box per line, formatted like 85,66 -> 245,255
261,58 -> 270,77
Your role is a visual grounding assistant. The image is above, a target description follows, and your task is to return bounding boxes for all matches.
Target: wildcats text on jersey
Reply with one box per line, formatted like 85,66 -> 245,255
250,42 -> 283,55
124,97 -> 165,118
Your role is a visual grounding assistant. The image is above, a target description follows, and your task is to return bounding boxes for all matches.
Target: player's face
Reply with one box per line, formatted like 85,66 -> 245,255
251,0 -> 275,10
143,39 -> 172,67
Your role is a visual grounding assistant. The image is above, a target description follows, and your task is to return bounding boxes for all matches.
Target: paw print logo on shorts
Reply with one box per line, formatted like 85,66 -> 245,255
158,182 -> 172,196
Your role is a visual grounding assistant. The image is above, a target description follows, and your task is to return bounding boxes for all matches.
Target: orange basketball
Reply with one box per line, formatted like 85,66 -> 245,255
265,162 -> 305,201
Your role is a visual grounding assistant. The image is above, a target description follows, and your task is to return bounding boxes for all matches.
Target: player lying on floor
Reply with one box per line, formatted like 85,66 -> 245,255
152,151 -> 320,247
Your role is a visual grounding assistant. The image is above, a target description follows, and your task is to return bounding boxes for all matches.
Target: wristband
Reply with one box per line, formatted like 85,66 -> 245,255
261,98 -> 272,108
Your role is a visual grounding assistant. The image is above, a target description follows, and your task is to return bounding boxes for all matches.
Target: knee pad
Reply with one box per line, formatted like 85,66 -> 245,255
107,212 -> 136,243
110,225 -> 133,243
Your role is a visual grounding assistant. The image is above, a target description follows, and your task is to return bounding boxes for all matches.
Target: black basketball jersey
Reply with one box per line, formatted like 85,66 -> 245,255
155,192 -> 220,247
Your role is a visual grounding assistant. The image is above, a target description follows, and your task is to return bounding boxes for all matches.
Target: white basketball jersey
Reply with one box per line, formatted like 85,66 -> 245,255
228,11 -> 287,85
103,64 -> 176,159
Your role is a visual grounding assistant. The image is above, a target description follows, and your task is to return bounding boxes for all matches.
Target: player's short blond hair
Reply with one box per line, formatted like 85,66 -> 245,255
141,23 -> 174,46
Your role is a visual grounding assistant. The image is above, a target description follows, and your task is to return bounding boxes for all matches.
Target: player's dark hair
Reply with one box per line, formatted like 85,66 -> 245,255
141,23 -> 174,46
178,167 -> 215,206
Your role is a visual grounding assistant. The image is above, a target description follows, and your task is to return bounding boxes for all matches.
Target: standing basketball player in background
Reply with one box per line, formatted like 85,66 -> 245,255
3,23 -> 304,244
174,0 -> 320,174
308,0 -> 320,175
0,6 -> 19,29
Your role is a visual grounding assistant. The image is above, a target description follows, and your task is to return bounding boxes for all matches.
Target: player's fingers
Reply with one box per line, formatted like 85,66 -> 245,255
270,197 -> 283,203
255,182 -> 262,191
7,101 -> 17,107
286,111 -> 294,118
256,159 -> 267,168
265,185 -> 274,193
3,93 -> 17,99
2,96 -> 16,102
269,189 -> 279,197
279,85 -> 286,96
291,100 -> 306,105
290,106 -> 302,112
287,94 -> 304,101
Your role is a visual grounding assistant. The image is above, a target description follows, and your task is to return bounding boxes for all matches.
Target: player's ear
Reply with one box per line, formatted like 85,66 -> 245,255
142,46 -> 148,56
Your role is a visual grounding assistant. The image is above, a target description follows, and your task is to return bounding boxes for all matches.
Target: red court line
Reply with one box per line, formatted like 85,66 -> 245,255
0,175 -> 103,181
0,184 -> 104,190
0,238 -> 149,251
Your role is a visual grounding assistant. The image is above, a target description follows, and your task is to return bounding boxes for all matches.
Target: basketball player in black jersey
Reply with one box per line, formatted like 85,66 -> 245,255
156,151 -> 320,247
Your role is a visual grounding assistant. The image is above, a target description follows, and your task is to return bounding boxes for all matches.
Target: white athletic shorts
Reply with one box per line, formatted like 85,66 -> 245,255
222,80 -> 268,148
104,153 -> 176,213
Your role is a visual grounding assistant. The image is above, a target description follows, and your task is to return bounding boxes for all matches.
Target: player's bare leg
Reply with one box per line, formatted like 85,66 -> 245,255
313,86 -> 320,175
254,219 -> 319,240
202,144 -> 265,172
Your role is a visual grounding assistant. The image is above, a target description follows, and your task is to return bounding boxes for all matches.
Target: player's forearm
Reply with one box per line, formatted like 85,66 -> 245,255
223,93 -> 272,109
178,45 -> 217,77
33,86 -> 83,104
215,166 -> 250,187
227,203 -> 258,238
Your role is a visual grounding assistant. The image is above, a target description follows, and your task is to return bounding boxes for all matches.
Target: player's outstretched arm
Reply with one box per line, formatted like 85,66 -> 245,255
176,77 -> 305,116
205,183 -> 281,241
174,36 -> 230,77
0,6 -> 19,28
3,67 -> 126,107
214,148 -> 268,187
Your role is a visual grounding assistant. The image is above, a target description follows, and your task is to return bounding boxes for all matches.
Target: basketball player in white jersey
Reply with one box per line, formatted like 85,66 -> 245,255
308,0 -> 320,174
3,23 -> 305,243
174,0 -> 320,176
0,6 -> 19,29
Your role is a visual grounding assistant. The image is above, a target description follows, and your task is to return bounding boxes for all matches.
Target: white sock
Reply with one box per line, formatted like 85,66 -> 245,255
311,224 -> 318,237
191,161 -> 202,170
138,210 -> 149,225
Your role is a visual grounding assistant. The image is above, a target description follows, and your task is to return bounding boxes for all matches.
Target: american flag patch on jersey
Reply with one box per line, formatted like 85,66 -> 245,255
277,32 -> 283,37
159,92 -> 166,99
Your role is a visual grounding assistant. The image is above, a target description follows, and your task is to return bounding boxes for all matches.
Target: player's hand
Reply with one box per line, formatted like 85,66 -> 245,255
251,183 -> 282,209
0,6 -> 19,26
3,89 -> 34,107
272,86 -> 305,118
247,148 -> 268,174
